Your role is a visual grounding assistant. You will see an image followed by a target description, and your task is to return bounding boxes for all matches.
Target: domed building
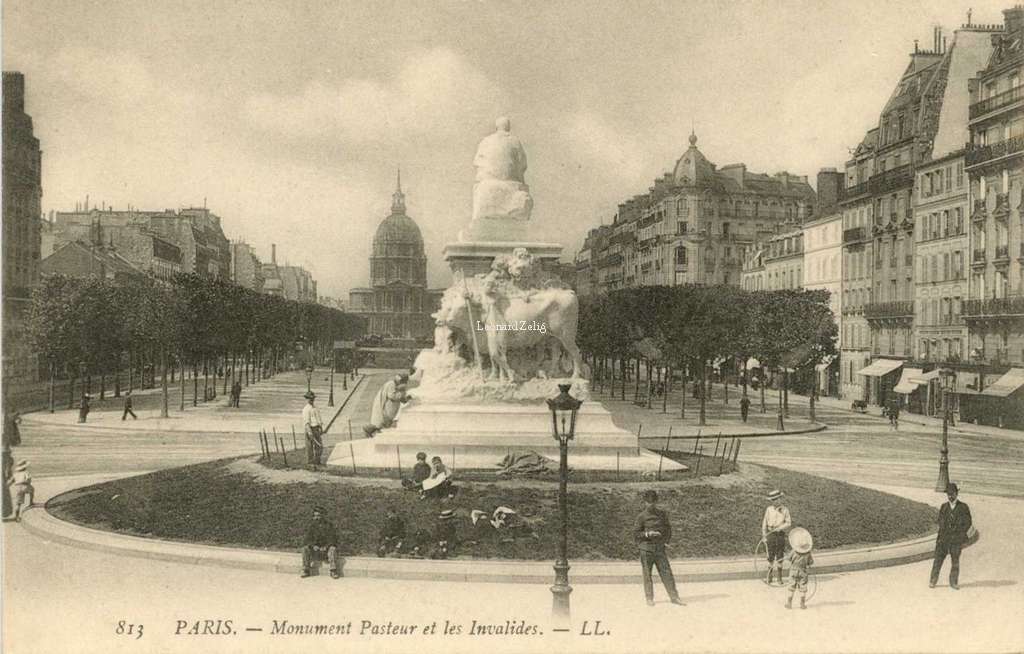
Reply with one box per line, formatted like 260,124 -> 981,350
349,172 -> 443,342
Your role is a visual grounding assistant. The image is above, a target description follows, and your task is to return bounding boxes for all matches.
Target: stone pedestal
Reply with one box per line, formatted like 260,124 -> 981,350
327,401 -> 687,472
443,240 -> 563,280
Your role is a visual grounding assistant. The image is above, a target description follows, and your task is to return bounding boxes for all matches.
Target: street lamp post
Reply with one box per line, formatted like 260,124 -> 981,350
328,357 -> 335,408
547,384 -> 582,627
935,368 -> 955,492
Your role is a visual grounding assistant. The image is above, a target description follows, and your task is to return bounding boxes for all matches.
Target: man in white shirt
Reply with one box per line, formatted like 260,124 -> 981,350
761,489 -> 792,585
303,391 -> 325,465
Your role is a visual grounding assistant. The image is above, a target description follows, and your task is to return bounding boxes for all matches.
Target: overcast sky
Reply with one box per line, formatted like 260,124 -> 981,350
2,0 -> 1011,297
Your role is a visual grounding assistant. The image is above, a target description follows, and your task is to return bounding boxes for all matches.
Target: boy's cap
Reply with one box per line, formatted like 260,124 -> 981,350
766,489 -> 784,501
788,527 -> 813,554
438,509 -> 455,520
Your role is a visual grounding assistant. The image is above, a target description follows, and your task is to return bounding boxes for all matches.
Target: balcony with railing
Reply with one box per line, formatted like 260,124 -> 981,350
864,301 -> 914,321
843,226 -> 865,244
972,248 -> 986,266
962,295 -> 1024,320
994,244 -> 1010,262
966,135 -> 1024,167
993,193 -> 1011,220
969,85 -> 1023,120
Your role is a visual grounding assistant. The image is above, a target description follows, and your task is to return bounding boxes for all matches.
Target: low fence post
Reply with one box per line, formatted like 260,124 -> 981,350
694,444 -> 703,477
733,438 -> 742,464
280,437 -> 289,467
347,420 -> 357,474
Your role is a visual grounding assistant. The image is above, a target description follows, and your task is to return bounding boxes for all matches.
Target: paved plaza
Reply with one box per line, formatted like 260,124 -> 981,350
3,371 -> 1023,653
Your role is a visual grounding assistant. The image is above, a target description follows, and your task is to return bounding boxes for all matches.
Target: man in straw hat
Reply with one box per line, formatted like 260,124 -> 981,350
761,489 -> 791,585
302,391 -> 325,465
301,506 -> 340,578
634,490 -> 684,606
930,482 -> 972,590
786,527 -> 814,609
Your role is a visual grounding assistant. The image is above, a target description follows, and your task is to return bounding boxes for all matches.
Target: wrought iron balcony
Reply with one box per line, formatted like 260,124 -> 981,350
969,85 -> 1023,119
971,199 -> 987,221
966,135 -> 1024,167
993,193 -> 1011,220
963,296 -> 1024,319
843,226 -> 865,244
995,244 -> 1010,261
863,301 -> 914,320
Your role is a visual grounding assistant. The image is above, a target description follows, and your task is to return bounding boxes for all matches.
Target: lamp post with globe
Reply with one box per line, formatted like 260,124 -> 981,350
547,383 -> 582,626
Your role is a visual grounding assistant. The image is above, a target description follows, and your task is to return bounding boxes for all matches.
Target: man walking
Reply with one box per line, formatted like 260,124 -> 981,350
300,506 -> 340,579
634,490 -> 683,606
930,483 -> 972,590
231,380 -> 242,408
739,395 -> 751,423
303,391 -> 324,465
121,391 -> 137,420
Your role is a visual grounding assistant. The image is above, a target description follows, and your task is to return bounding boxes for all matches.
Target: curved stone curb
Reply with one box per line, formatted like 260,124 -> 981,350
22,501 -> 966,585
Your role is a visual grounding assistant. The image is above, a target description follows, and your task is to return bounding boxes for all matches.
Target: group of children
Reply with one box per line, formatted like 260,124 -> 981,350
400,451 -> 456,500
761,489 -> 815,609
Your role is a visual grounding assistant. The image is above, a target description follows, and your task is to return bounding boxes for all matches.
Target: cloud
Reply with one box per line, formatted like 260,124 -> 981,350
560,111 -> 653,187
245,47 -> 504,144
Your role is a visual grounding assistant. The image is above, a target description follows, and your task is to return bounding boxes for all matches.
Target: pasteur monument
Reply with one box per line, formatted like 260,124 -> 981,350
329,118 -> 683,472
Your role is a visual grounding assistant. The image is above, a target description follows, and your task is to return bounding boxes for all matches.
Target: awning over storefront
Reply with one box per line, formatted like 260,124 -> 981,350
815,355 -> 837,372
981,368 -> 1024,398
856,358 -> 904,378
894,368 -> 925,394
909,369 -> 942,385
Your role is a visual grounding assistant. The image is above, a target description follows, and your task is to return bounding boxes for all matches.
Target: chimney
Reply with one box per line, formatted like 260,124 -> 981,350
271,243 -> 277,264
1005,5 -> 1024,33
816,168 -> 844,211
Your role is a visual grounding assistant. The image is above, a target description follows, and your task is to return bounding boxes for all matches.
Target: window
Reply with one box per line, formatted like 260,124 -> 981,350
722,222 -> 730,236
677,221 -> 688,234
956,162 -> 964,188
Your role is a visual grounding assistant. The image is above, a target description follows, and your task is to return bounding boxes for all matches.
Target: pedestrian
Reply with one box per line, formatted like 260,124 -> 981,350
888,399 -> 900,430
930,482 -> 972,590
302,391 -> 324,465
231,380 -> 242,408
761,489 -> 791,585
785,527 -> 814,609
739,395 -> 751,423
121,391 -> 137,420
429,509 -> 457,559
1,443 -> 13,519
9,460 -> 34,521
376,506 -> 407,557
634,489 -> 683,606
4,408 -> 22,447
300,506 -> 340,578
78,394 -> 91,424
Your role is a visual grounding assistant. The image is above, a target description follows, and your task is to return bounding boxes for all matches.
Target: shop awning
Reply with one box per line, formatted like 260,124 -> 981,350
894,367 -> 925,394
856,358 -> 904,378
909,369 -> 942,385
981,368 -> 1024,398
815,355 -> 837,372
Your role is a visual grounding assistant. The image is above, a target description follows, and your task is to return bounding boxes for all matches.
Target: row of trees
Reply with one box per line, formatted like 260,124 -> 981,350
28,273 -> 364,416
577,285 -> 838,425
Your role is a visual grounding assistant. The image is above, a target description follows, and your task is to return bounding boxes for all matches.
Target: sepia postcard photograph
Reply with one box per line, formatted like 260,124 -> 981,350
2,1 -> 1023,652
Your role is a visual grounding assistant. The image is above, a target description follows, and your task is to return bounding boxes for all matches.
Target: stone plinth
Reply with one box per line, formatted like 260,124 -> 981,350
443,241 -> 563,280
327,401 -> 687,472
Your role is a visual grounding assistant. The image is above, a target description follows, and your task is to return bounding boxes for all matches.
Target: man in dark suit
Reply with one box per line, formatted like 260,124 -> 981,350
634,490 -> 683,606
930,482 -> 972,590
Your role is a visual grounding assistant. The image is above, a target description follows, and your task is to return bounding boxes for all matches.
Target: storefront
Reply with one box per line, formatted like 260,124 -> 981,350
855,358 -> 904,407
979,368 -> 1024,429
893,367 -> 925,414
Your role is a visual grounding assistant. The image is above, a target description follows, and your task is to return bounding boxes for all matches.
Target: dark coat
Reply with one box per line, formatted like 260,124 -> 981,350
304,519 -> 339,548
634,505 -> 673,553
937,500 -> 972,545
379,515 -> 406,541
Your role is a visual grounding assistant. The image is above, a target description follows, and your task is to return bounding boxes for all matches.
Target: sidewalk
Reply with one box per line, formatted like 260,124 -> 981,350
21,369 -> 365,436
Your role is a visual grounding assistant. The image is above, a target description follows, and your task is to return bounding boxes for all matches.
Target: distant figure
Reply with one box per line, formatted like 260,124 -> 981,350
78,394 -> 91,424
785,527 -> 814,609
302,391 -> 324,465
761,489 -> 791,585
930,483 -> 972,590
887,399 -> 900,430
231,381 -> 242,408
122,391 -> 137,420
9,460 -> 34,521
377,506 -> 407,557
300,506 -> 340,579
4,409 -> 22,447
634,489 -> 683,606
739,395 -> 751,423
